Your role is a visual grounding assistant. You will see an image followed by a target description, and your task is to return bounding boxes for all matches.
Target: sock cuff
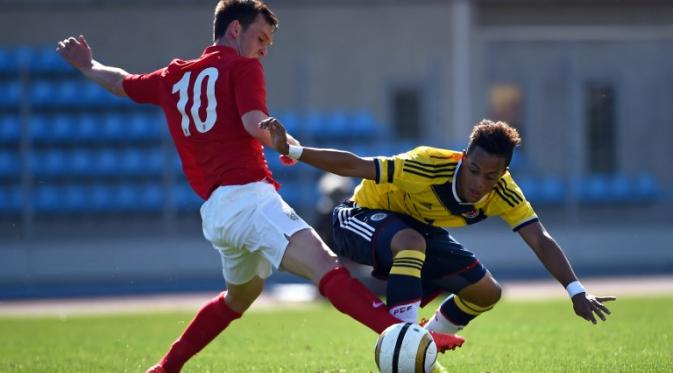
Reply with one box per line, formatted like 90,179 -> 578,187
318,266 -> 349,296
394,249 -> 426,261
216,292 -> 243,320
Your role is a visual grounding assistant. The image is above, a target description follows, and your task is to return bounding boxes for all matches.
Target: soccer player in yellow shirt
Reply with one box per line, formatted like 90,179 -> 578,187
261,117 -> 615,338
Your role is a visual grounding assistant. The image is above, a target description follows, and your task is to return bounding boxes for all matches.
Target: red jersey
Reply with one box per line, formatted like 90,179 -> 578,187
123,46 -> 278,200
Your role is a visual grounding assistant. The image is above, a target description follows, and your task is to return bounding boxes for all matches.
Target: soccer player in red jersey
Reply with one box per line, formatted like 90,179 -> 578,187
56,1 -> 463,372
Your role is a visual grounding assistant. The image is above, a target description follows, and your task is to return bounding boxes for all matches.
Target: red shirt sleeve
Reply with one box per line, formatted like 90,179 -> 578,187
122,67 -> 166,105
231,59 -> 268,116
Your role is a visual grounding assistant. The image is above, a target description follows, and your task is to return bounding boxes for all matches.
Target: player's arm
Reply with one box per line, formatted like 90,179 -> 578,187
56,35 -> 128,97
518,221 -> 616,324
259,117 -> 376,180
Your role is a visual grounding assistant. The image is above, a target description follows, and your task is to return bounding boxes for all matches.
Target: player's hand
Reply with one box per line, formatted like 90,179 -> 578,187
56,35 -> 93,71
259,117 -> 289,155
279,134 -> 301,166
571,293 -> 616,324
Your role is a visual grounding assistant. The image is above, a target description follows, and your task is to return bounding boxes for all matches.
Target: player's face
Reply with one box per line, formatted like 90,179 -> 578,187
237,15 -> 274,59
457,147 -> 507,202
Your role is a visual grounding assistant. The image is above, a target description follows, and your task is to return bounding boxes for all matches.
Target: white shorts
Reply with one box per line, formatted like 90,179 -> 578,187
200,181 -> 310,285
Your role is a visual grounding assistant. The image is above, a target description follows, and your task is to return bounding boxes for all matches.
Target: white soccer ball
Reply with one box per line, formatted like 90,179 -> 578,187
374,322 -> 438,373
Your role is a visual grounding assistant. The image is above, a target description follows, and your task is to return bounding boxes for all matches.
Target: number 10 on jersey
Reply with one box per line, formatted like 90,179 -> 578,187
172,67 -> 219,136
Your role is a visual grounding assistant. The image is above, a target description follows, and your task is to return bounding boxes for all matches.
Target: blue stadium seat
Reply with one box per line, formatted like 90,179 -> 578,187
56,79 -> 81,106
144,148 -> 165,175
0,79 -> 21,108
0,185 -> 22,213
101,113 -> 125,140
114,184 -> 140,211
576,174 -> 610,204
323,111 -> 350,138
29,115 -> 50,142
305,111 -> 327,139
535,176 -> 565,204
120,149 -> 147,175
0,115 -> 20,143
127,112 -> 156,140
75,113 -> 99,141
29,79 -> 54,107
69,149 -> 94,175
39,149 -> 68,176
51,114 -> 77,142
30,45 -> 72,72
95,149 -> 118,175
275,111 -> 301,135
81,80 -> 110,106
633,173 -> 661,202
351,110 -> 378,138
89,184 -> 114,211
0,151 -> 20,177
174,183 -> 202,210
0,48 -> 12,72
62,184 -> 87,212
34,185 -> 61,212
137,183 -> 163,211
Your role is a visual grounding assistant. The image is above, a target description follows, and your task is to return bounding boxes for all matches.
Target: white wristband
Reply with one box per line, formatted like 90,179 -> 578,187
565,281 -> 586,298
287,145 -> 304,160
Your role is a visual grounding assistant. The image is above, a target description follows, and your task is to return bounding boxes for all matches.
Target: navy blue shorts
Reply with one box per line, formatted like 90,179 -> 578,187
332,201 -> 487,306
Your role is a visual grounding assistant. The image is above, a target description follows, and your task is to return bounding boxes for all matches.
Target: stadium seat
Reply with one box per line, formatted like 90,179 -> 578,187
70,149 -> 95,175
56,79 -> 81,106
0,185 -> 22,213
127,112 -> 156,140
95,149 -> 118,175
114,183 -> 140,211
62,184 -> 87,212
34,185 -> 61,212
274,111 -> 301,135
75,113 -> 99,142
351,110 -> 379,138
0,150 -> 20,177
51,114 -> 76,142
174,183 -> 201,210
633,173 -> 661,202
119,149 -> 145,175
323,111 -> 350,138
81,80 -> 110,106
29,115 -> 50,142
0,79 -> 21,108
89,184 -> 114,211
30,45 -> 72,72
35,149 -> 68,176
101,113 -> 125,140
0,115 -> 20,143
137,183 -> 163,211
28,79 -> 54,107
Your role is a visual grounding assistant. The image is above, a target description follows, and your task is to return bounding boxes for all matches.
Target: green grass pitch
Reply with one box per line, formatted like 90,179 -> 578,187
1,295 -> 672,372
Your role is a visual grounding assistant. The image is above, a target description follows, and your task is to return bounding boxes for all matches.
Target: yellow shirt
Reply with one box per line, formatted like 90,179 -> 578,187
352,146 -> 538,230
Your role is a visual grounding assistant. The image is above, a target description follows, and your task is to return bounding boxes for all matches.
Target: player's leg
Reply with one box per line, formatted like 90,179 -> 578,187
154,276 -> 264,373
332,202 -> 428,323
421,234 -> 499,334
279,227 -> 402,334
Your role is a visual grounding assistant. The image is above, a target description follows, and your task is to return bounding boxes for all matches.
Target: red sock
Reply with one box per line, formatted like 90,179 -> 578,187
160,292 -> 241,373
318,266 -> 401,334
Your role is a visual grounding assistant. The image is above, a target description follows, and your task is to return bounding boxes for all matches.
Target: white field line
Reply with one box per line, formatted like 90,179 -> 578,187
0,276 -> 671,317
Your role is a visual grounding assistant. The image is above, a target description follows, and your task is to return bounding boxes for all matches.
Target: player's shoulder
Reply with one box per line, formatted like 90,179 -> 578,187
403,146 -> 462,164
492,171 -> 526,206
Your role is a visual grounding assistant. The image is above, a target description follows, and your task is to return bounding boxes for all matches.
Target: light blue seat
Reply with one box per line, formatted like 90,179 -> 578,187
95,148 -> 118,175
174,183 -> 201,210
633,173 -> 661,202
69,149 -> 94,175
63,184 -> 87,212
29,79 -> 53,106
101,113 -> 125,140
89,184 -> 114,211
38,149 -> 68,176
56,79 -> 81,106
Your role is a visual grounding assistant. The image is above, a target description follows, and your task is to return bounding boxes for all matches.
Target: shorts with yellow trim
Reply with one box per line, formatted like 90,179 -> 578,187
331,201 -> 486,306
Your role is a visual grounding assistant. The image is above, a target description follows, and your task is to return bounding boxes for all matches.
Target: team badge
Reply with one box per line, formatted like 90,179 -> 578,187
461,209 -> 480,219
370,213 -> 387,221
285,209 -> 299,221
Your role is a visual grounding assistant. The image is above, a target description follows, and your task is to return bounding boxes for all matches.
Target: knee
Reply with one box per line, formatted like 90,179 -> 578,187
460,276 -> 502,308
391,229 -> 426,255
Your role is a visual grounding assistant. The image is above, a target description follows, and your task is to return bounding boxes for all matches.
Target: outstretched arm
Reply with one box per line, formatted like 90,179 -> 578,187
518,221 -> 616,324
259,117 -> 376,180
56,35 -> 128,96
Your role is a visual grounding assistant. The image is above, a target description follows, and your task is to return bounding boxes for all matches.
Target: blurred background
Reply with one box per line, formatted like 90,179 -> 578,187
0,0 -> 671,300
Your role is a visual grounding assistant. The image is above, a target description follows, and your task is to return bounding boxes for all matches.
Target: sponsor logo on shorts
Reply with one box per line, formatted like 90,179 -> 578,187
370,213 -> 387,221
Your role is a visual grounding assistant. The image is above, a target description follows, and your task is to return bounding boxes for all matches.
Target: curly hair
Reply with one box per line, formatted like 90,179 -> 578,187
466,119 -> 521,166
213,0 -> 279,41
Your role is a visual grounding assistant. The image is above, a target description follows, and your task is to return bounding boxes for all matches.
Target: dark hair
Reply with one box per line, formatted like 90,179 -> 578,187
213,0 -> 279,41
466,119 -> 521,166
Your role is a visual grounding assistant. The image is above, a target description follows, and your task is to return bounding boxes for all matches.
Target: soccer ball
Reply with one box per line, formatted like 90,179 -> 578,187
374,322 -> 438,373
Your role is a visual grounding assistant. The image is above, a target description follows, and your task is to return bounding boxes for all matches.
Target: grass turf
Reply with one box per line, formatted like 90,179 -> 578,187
1,295 -> 672,372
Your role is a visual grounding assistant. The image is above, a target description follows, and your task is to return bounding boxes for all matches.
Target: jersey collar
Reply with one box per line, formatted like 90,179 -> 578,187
451,159 -> 487,205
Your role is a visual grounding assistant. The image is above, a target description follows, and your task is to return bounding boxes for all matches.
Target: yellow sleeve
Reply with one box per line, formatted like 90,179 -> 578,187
496,176 -> 538,230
